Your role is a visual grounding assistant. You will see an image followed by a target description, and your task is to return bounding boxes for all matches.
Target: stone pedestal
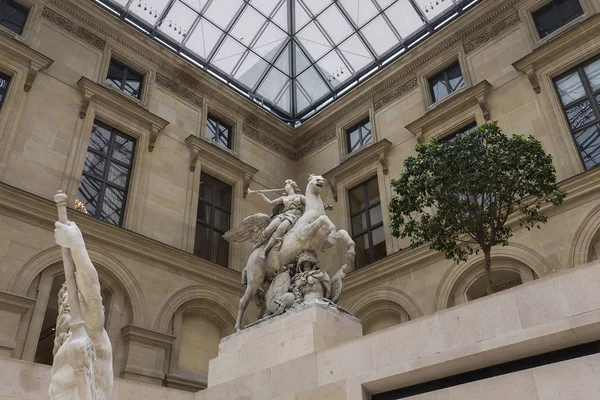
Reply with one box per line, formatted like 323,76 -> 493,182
199,303 -> 362,399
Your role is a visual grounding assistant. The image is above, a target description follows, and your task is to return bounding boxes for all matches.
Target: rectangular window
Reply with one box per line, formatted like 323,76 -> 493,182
77,121 -> 136,226
439,121 -> 478,143
205,114 -> 232,149
106,59 -> 144,99
429,61 -> 464,103
0,72 -> 10,110
532,0 -> 584,38
195,173 -> 232,267
349,176 -> 386,269
553,56 -> 600,169
0,0 -> 29,35
346,117 -> 372,154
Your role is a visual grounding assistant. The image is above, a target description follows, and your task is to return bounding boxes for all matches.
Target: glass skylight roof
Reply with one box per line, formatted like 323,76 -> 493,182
94,0 -> 481,122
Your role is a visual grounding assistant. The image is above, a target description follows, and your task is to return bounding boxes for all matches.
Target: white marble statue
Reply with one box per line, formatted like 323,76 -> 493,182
50,191 -> 113,400
224,174 -> 355,331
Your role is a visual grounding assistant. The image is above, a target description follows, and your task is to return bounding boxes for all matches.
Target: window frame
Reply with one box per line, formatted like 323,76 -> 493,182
439,121 -> 478,143
0,0 -> 29,36
77,120 -> 137,227
428,60 -> 465,104
205,114 -> 233,150
194,172 -> 232,268
553,55 -> 600,170
348,176 -> 386,270
531,0 -> 585,39
105,58 -> 145,100
346,117 -> 372,155
0,70 -> 10,111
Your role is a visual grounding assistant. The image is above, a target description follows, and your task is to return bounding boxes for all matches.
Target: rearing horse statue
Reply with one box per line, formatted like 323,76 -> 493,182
224,174 -> 355,331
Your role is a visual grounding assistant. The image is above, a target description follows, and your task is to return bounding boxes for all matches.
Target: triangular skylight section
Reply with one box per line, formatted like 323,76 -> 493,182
94,0 -> 483,121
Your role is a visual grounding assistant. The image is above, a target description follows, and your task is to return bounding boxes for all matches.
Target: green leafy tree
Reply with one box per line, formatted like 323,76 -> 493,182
389,122 -> 566,295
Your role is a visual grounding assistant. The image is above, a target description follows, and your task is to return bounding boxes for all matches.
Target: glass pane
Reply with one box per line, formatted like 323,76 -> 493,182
360,15 -> 397,56
557,0 -> 584,25
371,226 -> 386,262
193,224 -> 211,259
199,173 -> 214,201
339,0 -> 378,27
361,124 -> 373,146
430,75 -> 449,102
533,1 -> 561,38
206,118 -> 218,141
0,73 -> 9,108
413,0 -> 452,21
214,208 -> 230,231
217,123 -> 231,148
100,186 -> 125,225
318,51 -> 350,88
348,184 -> 365,213
112,134 -> 134,165
351,212 -> 368,234
555,70 -> 586,105
157,1 -> 197,43
231,6 -> 268,44
214,179 -> 232,209
317,6 -> 353,45
129,0 -> 169,24
296,67 -> 329,100
574,124 -> 600,170
107,162 -> 129,188
106,62 -> 124,91
212,37 -> 246,74
89,123 -> 111,155
184,18 -> 222,60
0,0 -> 28,35
353,233 -> 370,269
235,52 -> 269,89
124,69 -> 143,98
77,175 -> 101,216
584,58 -> 600,91
197,201 -> 211,223
204,0 -> 244,29
385,0 -> 425,39
297,22 -> 332,60
369,204 -> 383,226
348,127 -> 361,153
214,231 -> 229,267
565,100 -> 596,130
83,152 -> 106,178
447,63 -> 464,92
338,35 -> 373,72
257,67 -> 289,102
366,177 -> 379,205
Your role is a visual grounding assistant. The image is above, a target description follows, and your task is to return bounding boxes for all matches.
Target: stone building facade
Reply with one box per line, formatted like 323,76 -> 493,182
1,0 -> 600,394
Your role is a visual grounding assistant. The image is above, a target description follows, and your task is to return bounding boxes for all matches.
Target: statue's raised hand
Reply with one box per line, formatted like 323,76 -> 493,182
54,221 -> 85,249
324,204 -> 333,211
247,189 -> 257,195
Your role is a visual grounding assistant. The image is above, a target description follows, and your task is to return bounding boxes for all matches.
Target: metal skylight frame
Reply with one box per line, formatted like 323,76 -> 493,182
92,0 -> 482,124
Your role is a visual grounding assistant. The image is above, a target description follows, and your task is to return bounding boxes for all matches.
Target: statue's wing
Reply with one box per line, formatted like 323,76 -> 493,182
223,213 -> 270,243
266,272 -> 291,314
329,264 -> 349,304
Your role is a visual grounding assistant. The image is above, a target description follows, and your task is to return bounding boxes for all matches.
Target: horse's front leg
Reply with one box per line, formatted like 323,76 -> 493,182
298,215 -> 329,241
327,229 -> 356,262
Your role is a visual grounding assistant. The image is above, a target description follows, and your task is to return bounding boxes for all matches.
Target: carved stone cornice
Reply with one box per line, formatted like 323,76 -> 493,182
323,139 -> 392,202
121,325 -> 175,348
513,13 -> 600,95
0,32 -> 53,92
0,182 -> 245,294
185,135 -> 258,198
41,6 -> 105,50
0,290 -> 35,313
77,77 -> 169,151
374,76 -> 418,111
464,11 -> 521,54
406,80 -> 492,143
295,129 -> 336,161
155,72 -> 203,108
242,124 -> 296,160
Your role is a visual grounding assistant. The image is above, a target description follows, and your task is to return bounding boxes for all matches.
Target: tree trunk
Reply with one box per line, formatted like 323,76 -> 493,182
483,246 -> 493,296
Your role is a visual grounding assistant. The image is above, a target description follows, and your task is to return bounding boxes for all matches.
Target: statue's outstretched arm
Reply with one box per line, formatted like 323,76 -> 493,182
248,189 -> 283,208
54,221 -> 104,336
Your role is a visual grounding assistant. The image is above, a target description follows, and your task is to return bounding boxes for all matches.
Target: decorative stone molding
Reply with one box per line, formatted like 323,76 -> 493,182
295,129 -> 336,160
184,135 -> 258,198
0,33 -> 53,92
121,325 -> 176,385
155,72 -> 203,108
345,287 -> 424,321
77,77 -> 169,151
406,80 -> 492,143
242,124 -> 296,160
374,76 -> 418,111
464,11 -> 521,54
41,6 -> 105,50
0,290 -> 35,357
323,139 -> 392,202
513,13 -> 600,95
165,372 -> 207,392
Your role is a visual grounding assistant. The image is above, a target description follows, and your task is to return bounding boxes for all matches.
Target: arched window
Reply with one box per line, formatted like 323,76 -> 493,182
358,300 -> 411,335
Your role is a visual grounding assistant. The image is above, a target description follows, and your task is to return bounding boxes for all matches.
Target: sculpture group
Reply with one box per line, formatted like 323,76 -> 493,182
225,174 -> 356,331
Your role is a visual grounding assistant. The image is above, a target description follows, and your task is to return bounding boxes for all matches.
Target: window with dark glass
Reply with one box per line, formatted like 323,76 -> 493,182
532,0 -> 584,38
77,121 -> 136,226
0,72 -> 10,110
439,121 -> 478,143
206,115 -> 232,149
349,177 -> 385,269
106,59 -> 144,99
429,61 -> 464,103
0,0 -> 29,35
553,56 -> 600,170
346,118 -> 372,154
195,173 -> 232,267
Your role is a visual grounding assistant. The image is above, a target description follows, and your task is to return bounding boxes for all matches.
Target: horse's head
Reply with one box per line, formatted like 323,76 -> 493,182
307,174 -> 326,195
